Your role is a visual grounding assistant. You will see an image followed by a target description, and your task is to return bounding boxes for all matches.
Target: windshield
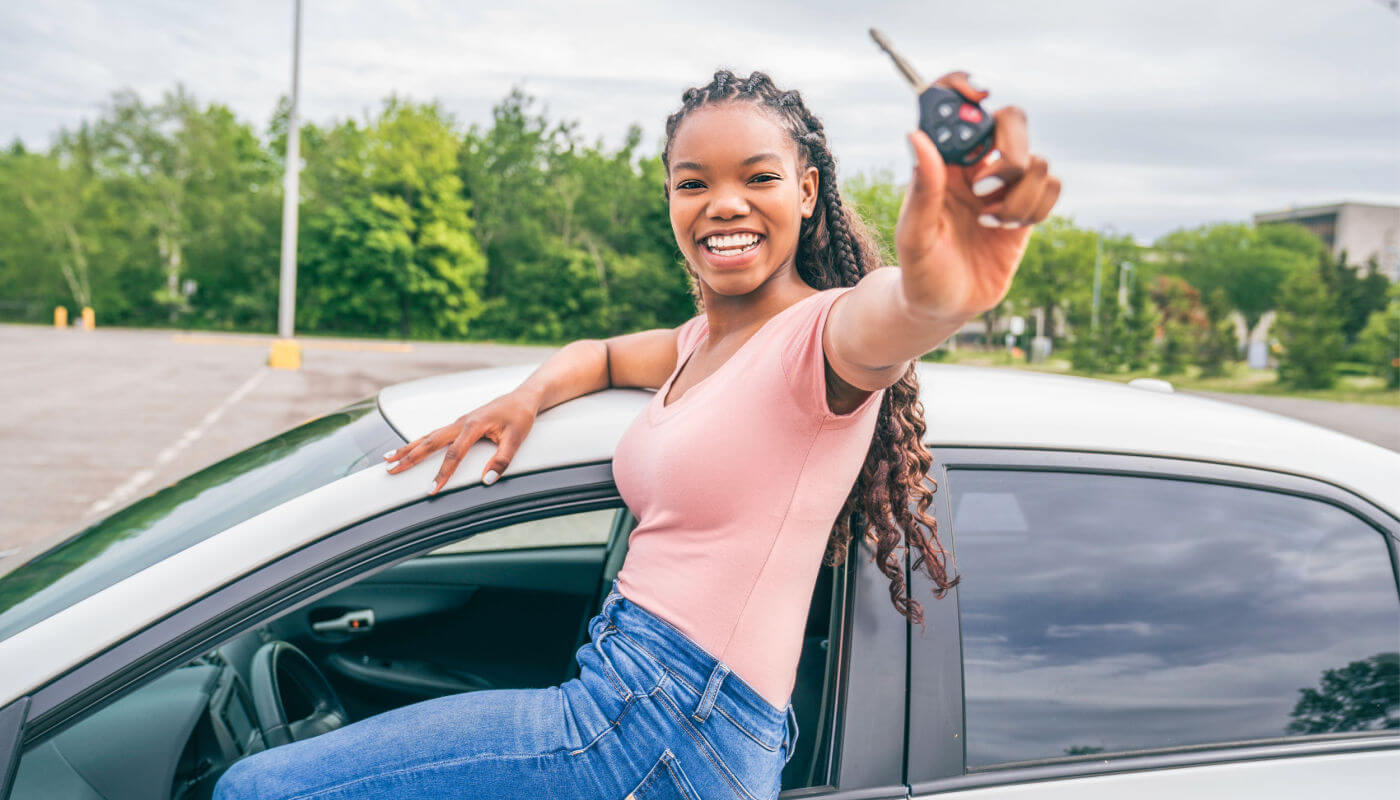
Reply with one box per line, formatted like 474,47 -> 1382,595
0,397 -> 402,645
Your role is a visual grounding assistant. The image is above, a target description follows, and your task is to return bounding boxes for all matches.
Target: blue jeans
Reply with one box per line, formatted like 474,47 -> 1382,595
214,582 -> 799,799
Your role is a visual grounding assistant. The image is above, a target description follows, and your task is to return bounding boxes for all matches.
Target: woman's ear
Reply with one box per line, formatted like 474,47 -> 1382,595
800,164 -> 819,219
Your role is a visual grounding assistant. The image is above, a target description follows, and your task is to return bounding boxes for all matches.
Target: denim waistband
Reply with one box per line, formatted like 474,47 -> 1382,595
597,580 -> 796,754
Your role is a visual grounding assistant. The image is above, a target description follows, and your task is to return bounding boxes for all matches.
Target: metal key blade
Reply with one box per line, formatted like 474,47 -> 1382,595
869,28 -> 926,92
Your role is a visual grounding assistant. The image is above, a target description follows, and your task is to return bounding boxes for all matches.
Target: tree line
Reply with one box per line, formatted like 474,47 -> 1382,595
1,84 -> 1395,389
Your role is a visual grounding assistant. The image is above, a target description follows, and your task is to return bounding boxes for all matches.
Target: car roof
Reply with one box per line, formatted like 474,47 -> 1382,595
380,362 -> 1400,520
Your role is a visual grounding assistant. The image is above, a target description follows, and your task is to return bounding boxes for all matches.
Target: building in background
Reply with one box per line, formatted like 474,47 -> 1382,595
1253,202 -> 1400,282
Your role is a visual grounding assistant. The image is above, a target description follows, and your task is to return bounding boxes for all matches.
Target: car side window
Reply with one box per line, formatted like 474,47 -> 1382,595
948,469 -> 1400,769
426,508 -> 618,555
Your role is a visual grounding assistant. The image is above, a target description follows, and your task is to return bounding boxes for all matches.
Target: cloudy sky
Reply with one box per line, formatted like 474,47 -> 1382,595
3,0 -> 1397,243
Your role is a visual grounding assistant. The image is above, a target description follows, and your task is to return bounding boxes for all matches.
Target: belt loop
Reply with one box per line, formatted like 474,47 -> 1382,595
691,663 -> 729,724
601,586 -> 622,617
592,626 -> 633,701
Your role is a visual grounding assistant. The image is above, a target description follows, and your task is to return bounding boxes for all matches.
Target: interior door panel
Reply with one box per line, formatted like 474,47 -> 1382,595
271,545 -> 610,721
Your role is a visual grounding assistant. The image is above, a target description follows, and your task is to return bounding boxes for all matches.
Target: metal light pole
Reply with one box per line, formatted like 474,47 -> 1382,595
270,0 -> 303,370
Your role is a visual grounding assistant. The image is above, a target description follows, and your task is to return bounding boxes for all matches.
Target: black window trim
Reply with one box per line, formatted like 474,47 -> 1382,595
907,446 -> 1400,795
0,697 -> 25,799
785,536 -> 909,800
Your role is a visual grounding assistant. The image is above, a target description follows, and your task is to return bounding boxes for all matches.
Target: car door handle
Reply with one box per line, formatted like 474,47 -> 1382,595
312,609 -> 375,634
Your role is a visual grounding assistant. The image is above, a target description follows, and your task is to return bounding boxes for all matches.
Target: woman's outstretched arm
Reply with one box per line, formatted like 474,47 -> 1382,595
823,71 -> 1061,392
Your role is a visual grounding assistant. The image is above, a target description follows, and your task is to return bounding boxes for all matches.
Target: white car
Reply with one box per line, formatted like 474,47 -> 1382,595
0,363 -> 1396,799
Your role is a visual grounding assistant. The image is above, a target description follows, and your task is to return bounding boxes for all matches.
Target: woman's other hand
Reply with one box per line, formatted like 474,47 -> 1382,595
895,70 -> 1061,320
382,390 -> 539,495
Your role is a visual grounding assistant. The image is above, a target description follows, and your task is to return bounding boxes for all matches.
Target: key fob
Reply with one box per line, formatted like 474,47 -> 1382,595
917,85 -> 995,167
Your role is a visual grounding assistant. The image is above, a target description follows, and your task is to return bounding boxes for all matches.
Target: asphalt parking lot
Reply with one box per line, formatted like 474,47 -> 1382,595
2,323 -> 1397,572
0,324 -> 551,572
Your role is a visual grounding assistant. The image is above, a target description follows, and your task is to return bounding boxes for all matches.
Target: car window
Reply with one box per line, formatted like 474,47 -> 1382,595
426,508 -> 616,554
0,397 -> 401,646
948,469 -> 1400,769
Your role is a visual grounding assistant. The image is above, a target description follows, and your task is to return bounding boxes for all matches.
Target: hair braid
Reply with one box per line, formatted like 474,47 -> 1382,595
662,69 -> 959,627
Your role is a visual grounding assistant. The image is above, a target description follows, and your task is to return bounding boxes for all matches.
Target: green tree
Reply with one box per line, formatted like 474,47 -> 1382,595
1357,281 -> 1400,389
1148,275 -> 1208,376
1274,264 -> 1346,389
459,87 -> 688,341
1195,287 -> 1239,378
0,150 -> 93,320
1288,652 -> 1399,734
298,98 -> 487,339
845,167 -> 902,267
1003,216 -> 1100,351
1318,250 -> 1392,346
176,102 -> 282,330
1121,276 -> 1158,371
1154,222 -> 1321,333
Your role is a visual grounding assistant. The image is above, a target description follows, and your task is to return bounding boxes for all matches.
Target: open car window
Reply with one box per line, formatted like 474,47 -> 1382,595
427,508 -> 615,554
8,497 -> 853,798
0,397 -> 401,646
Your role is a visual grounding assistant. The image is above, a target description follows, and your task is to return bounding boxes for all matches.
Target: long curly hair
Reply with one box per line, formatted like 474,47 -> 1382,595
661,69 -> 959,627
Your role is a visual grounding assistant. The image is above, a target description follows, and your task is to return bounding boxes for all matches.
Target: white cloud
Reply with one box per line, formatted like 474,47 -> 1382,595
2,0 -> 1396,242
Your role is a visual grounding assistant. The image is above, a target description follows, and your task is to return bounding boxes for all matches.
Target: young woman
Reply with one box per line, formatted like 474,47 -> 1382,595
215,68 -> 1059,800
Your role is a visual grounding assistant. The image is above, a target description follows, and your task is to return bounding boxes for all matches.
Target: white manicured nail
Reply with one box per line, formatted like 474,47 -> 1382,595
972,176 -> 1004,196
383,451 -> 396,460
1002,220 -> 1022,229
484,469 -> 500,486
978,214 -> 1002,227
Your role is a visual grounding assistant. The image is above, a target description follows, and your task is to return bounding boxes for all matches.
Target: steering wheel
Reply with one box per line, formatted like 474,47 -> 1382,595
249,640 -> 349,748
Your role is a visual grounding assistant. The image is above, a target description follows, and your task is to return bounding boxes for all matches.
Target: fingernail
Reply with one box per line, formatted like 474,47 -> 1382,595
428,481 -> 438,494
484,469 -> 500,486
972,176 -> 1004,196
978,214 -> 1002,227
383,451 -> 396,460
1002,220 -> 1022,229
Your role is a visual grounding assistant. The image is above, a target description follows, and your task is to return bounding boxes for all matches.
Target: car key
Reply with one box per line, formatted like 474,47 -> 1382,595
869,28 -> 996,167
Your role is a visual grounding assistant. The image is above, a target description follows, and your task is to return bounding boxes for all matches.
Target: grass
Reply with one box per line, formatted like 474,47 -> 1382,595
928,348 -> 1400,408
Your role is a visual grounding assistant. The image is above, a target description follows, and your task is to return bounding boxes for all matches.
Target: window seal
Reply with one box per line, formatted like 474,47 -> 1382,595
910,733 -> 1400,795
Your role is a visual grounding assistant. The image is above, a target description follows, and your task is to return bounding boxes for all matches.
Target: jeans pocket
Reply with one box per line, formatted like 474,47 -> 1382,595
651,684 -> 781,800
626,749 -> 700,800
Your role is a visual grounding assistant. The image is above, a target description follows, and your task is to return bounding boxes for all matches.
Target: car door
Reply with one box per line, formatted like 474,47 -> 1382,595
0,457 -> 908,799
906,448 -> 1400,797
0,461 -> 621,799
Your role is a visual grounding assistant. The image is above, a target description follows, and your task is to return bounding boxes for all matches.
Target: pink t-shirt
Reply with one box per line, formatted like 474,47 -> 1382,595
612,286 -> 885,709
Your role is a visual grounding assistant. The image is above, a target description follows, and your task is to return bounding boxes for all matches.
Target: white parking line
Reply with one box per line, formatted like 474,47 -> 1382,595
85,369 -> 269,518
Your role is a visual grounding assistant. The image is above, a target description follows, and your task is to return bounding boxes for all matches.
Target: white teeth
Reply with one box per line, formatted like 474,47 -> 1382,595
710,240 -> 761,256
704,233 -> 761,249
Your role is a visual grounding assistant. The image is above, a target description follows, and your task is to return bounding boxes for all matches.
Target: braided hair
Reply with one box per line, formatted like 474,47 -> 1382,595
661,69 -> 959,627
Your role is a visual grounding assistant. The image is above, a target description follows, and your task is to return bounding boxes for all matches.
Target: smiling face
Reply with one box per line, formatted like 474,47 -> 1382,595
666,101 -> 820,296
